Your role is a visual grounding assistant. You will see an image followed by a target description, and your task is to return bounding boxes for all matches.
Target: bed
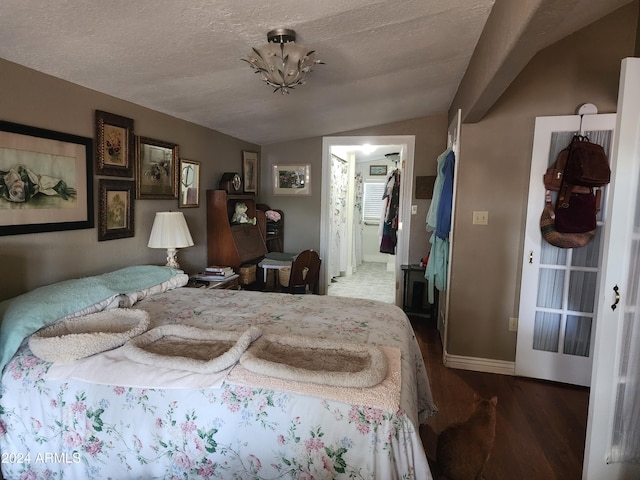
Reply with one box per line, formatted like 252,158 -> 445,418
0,266 -> 437,479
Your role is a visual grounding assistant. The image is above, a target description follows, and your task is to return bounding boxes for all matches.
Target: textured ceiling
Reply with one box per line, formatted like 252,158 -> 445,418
0,0 -> 632,145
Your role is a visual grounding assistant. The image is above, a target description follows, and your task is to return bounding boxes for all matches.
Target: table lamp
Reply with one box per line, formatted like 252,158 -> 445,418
148,211 -> 194,269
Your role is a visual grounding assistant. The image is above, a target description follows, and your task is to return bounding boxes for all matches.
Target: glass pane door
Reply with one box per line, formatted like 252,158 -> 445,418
516,113 -> 616,387
532,130 -> 610,360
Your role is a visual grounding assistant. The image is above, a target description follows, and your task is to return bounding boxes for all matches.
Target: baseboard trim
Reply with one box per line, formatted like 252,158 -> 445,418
443,351 -> 515,376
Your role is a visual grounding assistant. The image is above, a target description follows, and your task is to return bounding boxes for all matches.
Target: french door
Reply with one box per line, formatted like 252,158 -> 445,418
583,57 -> 640,480
515,113 -> 615,386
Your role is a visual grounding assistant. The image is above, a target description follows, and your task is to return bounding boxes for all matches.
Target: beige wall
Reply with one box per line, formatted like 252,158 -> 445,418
447,3 -> 638,361
260,115 -> 448,260
258,137 -> 323,255
0,59 -> 259,301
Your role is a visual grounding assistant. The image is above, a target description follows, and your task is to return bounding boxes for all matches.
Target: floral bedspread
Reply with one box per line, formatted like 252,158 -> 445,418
1,288 -> 436,479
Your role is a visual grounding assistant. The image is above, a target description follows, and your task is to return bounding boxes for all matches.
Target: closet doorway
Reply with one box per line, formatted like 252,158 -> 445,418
320,136 -> 415,304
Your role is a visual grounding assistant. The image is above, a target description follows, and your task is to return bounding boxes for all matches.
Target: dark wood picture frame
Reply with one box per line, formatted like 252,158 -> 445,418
242,150 -> 259,195
136,136 -> 179,199
95,110 -> 135,177
98,179 -> 135,241
0,120 -> 93,236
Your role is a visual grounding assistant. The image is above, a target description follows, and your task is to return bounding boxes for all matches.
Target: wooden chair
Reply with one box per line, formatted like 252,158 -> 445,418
286,250 -> 321,294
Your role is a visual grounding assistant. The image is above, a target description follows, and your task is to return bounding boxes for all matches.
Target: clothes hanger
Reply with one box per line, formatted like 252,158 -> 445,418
577,103 -> 598,137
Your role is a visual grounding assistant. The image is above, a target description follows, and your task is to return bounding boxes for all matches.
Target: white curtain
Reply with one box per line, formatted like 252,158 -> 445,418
329,155 -> 348,279
352,172 -> 364,271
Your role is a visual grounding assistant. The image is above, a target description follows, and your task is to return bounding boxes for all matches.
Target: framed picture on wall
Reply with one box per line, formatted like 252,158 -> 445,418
95,110 -> 135,177
369,165 -> 388,176
179,158 -> 200,208
0,120 -> 94,236
98,179 -> 135,241
136,136 -> 179,199
242,150 -> 259,194
273,164 -> 311,195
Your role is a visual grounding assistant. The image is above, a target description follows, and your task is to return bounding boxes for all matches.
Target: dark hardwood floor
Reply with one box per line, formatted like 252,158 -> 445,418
411,317 -> 590,480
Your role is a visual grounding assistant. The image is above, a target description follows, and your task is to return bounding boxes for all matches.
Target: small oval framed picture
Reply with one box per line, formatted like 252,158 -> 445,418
179,158 -> 200,208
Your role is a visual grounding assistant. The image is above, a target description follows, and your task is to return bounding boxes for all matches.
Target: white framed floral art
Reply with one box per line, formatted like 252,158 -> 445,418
272,164 -> 311,196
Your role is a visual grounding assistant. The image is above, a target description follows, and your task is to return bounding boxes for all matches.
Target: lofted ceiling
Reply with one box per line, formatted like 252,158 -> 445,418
0,0 -> 632,146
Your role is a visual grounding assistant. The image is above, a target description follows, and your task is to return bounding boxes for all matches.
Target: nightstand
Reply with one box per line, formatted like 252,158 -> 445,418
401,264 -> 437,319
187,273 -> 240,290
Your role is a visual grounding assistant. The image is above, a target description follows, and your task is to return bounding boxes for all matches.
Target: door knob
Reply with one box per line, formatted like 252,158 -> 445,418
611,285 -> 620,311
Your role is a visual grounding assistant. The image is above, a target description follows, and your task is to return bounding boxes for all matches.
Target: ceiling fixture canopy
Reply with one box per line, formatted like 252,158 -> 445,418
244,28 -> 323,94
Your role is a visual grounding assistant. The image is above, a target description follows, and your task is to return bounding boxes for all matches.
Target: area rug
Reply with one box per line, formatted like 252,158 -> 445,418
123,325 -> 262,373
29,309 -> 150,363
239,333 -> 388,388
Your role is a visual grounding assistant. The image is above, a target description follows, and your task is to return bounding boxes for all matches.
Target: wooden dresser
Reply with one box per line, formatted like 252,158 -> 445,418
206,190 -> 268,270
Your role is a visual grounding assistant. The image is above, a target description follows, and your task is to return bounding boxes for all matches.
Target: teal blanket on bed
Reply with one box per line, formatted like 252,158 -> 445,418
0,265 -> 183,373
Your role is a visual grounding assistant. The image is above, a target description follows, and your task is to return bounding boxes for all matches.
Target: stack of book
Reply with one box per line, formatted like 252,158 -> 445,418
204,265 -> 234,277
190,265 -> 238,286
190,266 -> 234,282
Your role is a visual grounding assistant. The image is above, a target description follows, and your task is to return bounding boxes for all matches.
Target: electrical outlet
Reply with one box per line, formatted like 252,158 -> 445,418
472,210 -> 489,225
509,317 -> 518,332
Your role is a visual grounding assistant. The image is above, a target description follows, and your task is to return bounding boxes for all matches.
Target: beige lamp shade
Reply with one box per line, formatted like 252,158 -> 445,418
148,212 -> 194,269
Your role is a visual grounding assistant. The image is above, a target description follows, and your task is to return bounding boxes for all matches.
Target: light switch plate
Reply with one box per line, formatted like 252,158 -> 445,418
473,210 -> 489,225
509,317 -> 518,331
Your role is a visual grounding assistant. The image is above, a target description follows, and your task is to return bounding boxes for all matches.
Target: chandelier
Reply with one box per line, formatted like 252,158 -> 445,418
244,28 -> 323,94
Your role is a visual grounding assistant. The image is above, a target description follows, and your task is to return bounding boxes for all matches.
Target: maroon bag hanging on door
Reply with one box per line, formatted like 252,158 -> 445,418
541,134 -> 609,243
554,190 -> 597,233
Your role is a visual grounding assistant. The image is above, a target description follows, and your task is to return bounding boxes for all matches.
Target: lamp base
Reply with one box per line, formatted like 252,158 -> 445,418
165,248 -> 180,270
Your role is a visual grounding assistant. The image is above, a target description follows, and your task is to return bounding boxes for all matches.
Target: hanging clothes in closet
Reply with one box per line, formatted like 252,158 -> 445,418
425,147 -> 455,304
379,167 -> 401,254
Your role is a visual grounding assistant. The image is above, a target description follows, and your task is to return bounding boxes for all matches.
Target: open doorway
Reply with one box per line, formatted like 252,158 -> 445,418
320,136 -> 415,305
